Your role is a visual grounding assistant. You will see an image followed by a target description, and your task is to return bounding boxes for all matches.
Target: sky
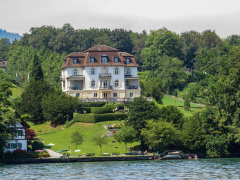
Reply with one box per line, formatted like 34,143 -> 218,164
1,0 -> 240,38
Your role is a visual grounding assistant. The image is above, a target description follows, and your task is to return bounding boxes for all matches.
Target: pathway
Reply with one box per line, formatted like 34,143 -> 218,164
45,149 -> 62,158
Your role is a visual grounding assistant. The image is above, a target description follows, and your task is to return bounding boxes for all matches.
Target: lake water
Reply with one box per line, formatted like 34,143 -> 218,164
1,158 -> 240,179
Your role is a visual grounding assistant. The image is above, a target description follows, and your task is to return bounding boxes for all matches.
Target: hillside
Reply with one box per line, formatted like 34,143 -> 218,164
0,29 -> 21,43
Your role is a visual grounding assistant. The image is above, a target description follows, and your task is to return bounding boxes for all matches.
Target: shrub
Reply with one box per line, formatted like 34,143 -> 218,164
74,113 -> 128,123
91,107 -> 113,114
64,119 -> 75,128
86,153 -> 95,156
82,102 -> 106,107
82,107 -> 91,113
32,140 -> 44,151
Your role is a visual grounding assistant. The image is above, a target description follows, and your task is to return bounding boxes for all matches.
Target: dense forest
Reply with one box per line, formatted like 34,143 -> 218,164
1,23 -> 240,157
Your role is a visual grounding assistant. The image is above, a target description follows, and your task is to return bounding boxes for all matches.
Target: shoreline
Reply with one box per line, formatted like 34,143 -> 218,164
1,155 -> 154,165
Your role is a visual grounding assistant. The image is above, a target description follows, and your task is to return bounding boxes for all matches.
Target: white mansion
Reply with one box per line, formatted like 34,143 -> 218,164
61,45 -> 141,101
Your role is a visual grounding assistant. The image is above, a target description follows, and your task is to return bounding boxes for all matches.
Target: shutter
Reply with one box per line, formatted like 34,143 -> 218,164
119,80 -> 121,87
95,80 -> 97,87
89,81 -> 91,88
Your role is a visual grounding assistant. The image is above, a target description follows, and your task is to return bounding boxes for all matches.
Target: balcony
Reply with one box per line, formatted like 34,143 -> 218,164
69,87 -> 84,90
126,86 -> 139,89
99,85 -> 112,89
99,73 -> 111,77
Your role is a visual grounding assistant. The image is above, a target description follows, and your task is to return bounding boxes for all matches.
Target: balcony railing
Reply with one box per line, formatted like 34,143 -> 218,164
99,73 -> 111,77
99,85 -> 113,89
69,87 -> 83,90
126,86 -> 139,89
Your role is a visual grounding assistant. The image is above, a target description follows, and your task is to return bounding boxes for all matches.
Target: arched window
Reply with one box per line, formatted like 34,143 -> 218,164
74,69 -> 78,75
91,68 -> 95,75
115,80 -> 119,87
115,68 -> 119,75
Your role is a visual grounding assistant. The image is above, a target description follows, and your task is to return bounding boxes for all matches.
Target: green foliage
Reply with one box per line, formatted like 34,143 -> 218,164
74,113 -> 127,123
114,126 -> 136,153
141,120 -> 180,152
82,107 -> 91,113
91,107 -> 113,114
71,131 -> 83,149
32,140 -> 44,151
81,102 -> 106,107
30,51 -> 43,81
91,133 -> 108,155
42,89 -> 79,125
14,80 -> 52,122
181,114 -> 206,153
206,135 -> 229,158
184,97 -> 190,111
0,38 -> 11,60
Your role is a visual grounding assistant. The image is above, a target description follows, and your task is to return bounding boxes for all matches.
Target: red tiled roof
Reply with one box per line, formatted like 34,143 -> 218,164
85,45 -> 119,52
0,60 -> 6,68
61,45 -> 138,68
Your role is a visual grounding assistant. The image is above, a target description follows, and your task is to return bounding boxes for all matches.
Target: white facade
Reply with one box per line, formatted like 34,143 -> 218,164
5,121 -> 28,152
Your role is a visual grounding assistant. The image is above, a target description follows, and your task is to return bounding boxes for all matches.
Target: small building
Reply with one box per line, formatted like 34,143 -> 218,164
0,59 -> 7,72
5,121 -> 30,152
60,45 -> 141,102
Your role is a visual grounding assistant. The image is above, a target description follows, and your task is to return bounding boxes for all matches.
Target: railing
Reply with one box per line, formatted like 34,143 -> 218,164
60,76 -> 65,80
70,87 -> 83,90
99,73 -> 111,77
99,85 -> 113,89
126,86 -> 139,89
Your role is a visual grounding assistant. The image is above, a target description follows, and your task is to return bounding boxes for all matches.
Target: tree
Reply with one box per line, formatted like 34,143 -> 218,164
184,97 -> 190,111
71,131 -> 83,150
181,113 -> 206,153
0,38 -> 11,60
91,133 -> 108,155
113,126 -> 136,154
0,80 -> 17,158
42,89 -> 79,125
141,120 -> 180,152
30,51 -> 43,81
206,135 -> 229,158
126,96 -> 160,148
142,27 -> 182,70
25,128 -> 37,145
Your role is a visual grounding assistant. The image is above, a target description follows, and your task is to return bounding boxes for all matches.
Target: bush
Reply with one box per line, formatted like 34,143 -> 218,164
82,107 -> 91,113
82,102 -> 106,107
74,113 -> 128,123
86,153 -> 95,156
64,119 -> 75,128
91,107 -> 113,114
32,140 -> 44,151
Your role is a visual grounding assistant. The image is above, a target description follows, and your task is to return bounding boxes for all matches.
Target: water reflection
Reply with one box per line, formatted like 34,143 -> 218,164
1,159 -> 240,179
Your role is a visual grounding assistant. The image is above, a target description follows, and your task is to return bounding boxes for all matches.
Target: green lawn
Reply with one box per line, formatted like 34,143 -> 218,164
9,84 -> 22,98
162,94 -> 199,107
29,121 -> 139,156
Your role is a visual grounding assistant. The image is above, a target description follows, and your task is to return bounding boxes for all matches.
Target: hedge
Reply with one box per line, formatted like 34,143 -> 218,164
91,107 -> 113,114
74,113 -> 128,123
82,107 -> 91,113
82,102 -> 106,107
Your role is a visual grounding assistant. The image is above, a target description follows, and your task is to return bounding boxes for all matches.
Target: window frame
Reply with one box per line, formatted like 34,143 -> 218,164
74,69 -> 78,76
126,58 -> 130,64
114,57 -> 119,63
73,59 -> 78,64
91,80 -> 96,87
115,80 -> 119,87
91,68 -> 95,75
113,93 -> 117,98
130,92 -> 133,97
114,68 -> 119,75
94,93 -> 98,98
101,56 -> 107,63
126,68 -> 131,75
90,57 -> 95,63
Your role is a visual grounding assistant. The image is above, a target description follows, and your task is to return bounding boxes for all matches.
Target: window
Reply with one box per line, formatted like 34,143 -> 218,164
91,80 -> 95,87
91,68 -> 95,75
113,93 -> 117,97
90,58 -> 94,63
17,130 -> 24,136
73,59 -> 78,64
115,80 -> 119,87
114,57 -> 119,63
74,70 -> 78,75
126,69 -> 131,75
74,81 -> 78,90
101,56 -> 107,63
115,68 -> 119,75
76,93 -> 80,97
94,93 -> 98,97
126,58 -> 130,64
130,92 -> 133,97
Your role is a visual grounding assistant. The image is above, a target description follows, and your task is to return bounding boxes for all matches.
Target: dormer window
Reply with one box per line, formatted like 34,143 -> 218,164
126,58 -> 130,64
90,58 -> 94,63
101,54 -> 107,63
114,57 -> 119,63
73,59 -> 78,64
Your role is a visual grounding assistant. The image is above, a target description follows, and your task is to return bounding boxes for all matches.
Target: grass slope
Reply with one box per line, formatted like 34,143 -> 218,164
30,121 -> 139,156
9,84 -> 22,98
